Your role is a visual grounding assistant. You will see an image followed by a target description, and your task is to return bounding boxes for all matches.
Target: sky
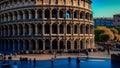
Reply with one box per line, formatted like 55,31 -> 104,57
92,0 -> 120,18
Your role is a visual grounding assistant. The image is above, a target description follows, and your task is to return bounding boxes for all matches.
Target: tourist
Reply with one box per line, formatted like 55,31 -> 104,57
85,50 -> 89,57
76,57 -> 80,64
29,58 -> 32,64
51,57 -> 54,66
68,57 -> 71,64
13,62 -> 18,68
33,58 -> 36,67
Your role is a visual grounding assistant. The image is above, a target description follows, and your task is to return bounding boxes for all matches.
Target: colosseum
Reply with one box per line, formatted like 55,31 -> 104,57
0,0 -> 94,54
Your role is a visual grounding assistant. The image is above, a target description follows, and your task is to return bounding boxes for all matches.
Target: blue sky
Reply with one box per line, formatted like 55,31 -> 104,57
92,0 -> 120,18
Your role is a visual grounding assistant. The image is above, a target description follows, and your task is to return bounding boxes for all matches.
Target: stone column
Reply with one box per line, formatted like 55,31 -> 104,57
83,40 -> 86,49
35,24 -> 38,35
57,40 -> 60,50
78,24 -> 80,35
35,9 -> 38,19
43,40 -> 45,50
12,40 -> 15,51
12,12 -> 15,21
18,40 -> 20,51
12,26 -> 15,36
17,25 -> 20,35
50,40 -> 52,50
29,24 -> 31,35
35,40 -> 38,50
71,40 -> 74,50
50,9 -> 52,18
29,10 -> 32,19
64,40 -> 67,50
57,9 -> 59,19
23,11 -> 26,20
4,14 -> 6,22
50,24 -> 52,35
17,12 -> 20,20
23,40 -> 26,51
42,9 -> 44,19
42,24 -> 44,35
57,24 -> 59,35
29,40 -> 31,51
78,40 -> 80,50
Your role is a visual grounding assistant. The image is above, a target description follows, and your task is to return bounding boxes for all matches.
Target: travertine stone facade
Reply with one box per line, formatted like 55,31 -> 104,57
0,0 -> 94,53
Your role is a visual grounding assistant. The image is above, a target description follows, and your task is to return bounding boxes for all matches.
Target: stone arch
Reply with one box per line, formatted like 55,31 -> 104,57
80,11 -> 85,19
86,24 -> 89,34
74,10 -> 78,18
74,40 -> 78,49
19,40 -> 23,50
67,40 -> 71,50
45,39 -> 50,50
18,11 -> 23,20
25,40 -> 29,50
24,24 -> 29,35
14,40 -> 18,51
19,24 -> 23,35
30,24 -> 35,35
80,40 -> 83,49
45,9 -> 50,18
52,9 -> 57,18
13,11 -> 17,20
59,40 -> 64,49
31,39 -> 36,50
9,12 -> 13,21
52,23 -> 57,34
24,10 -> 29,19
52,39 -> 58,50
37,9 -> 42,19
66,9 -> 72,18
13,24 -> 17,35
9,25 -> 13,35
74,24 -> 77,34
5,13 -> 8,21
90,25 -> 94,34
37,23 -> 42,34
30,9 -> 35,19
59,9 -> 64,18
67,24 -> 71,34
38,39 -> 43,50
59,24 -> 64,34
45,23 -> 50,34
86,12 -> 90,20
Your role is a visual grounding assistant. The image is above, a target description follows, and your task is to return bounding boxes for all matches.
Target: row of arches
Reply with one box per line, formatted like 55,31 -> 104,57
0,39 -> 94,52
0,8 -> 93,22
0,23 -> 94,36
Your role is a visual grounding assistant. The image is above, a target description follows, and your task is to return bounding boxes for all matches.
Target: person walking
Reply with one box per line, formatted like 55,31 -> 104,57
51,57 -> 54,66
33,58 -> 36,67
68,57 -> 71,64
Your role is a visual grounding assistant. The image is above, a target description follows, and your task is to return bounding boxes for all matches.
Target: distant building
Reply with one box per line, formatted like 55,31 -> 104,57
114,14 -> 120,27
94,18 -> 114,28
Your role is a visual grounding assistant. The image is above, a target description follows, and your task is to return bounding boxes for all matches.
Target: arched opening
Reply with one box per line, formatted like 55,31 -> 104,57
19,24 -> 23,35
4,26 -> 8,36
37,24 -> 42,34
45,23 -> 50,34
38,39 -> 43,50
31,40 -> 36,50
52,9 -> 57,18
9,40 -> 13,51
9,25 -> 13,35
30,24 -> 35,35
80,11 -> 85,19
86,25 -> 89,34
13,25 -> 17,35
6,40 -> 9,51
37,9 -> 42,19
86,13 -> 89,20
45,39 -> 50,50
60,40 -> 64,49
5,13 -> 8,21
60,24 -> 64,34
66,10 -> 71,19
25,40 -> 29,50
74,40 -> 77,49
45,9 -> 50,19
52,39 -> 58,50
59,9 -> 64,18
19,40 -> 23,50
9,12 -> 13,21
67,24 -> 71,34
24,24 -> 29,35
14,11 -> 17,20
67,41 -> 71,50
80,40 -> 83,49
74,10 -> 78,18
24,10 -> 29,20
30,9 -> 35,19
19,11 -> 23,20
74,25 -> 77,34
52,23 -> 57,34
14,40 -> 18,51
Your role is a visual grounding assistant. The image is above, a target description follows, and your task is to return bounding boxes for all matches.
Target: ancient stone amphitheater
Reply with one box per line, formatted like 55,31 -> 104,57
0,0 -> 94,54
